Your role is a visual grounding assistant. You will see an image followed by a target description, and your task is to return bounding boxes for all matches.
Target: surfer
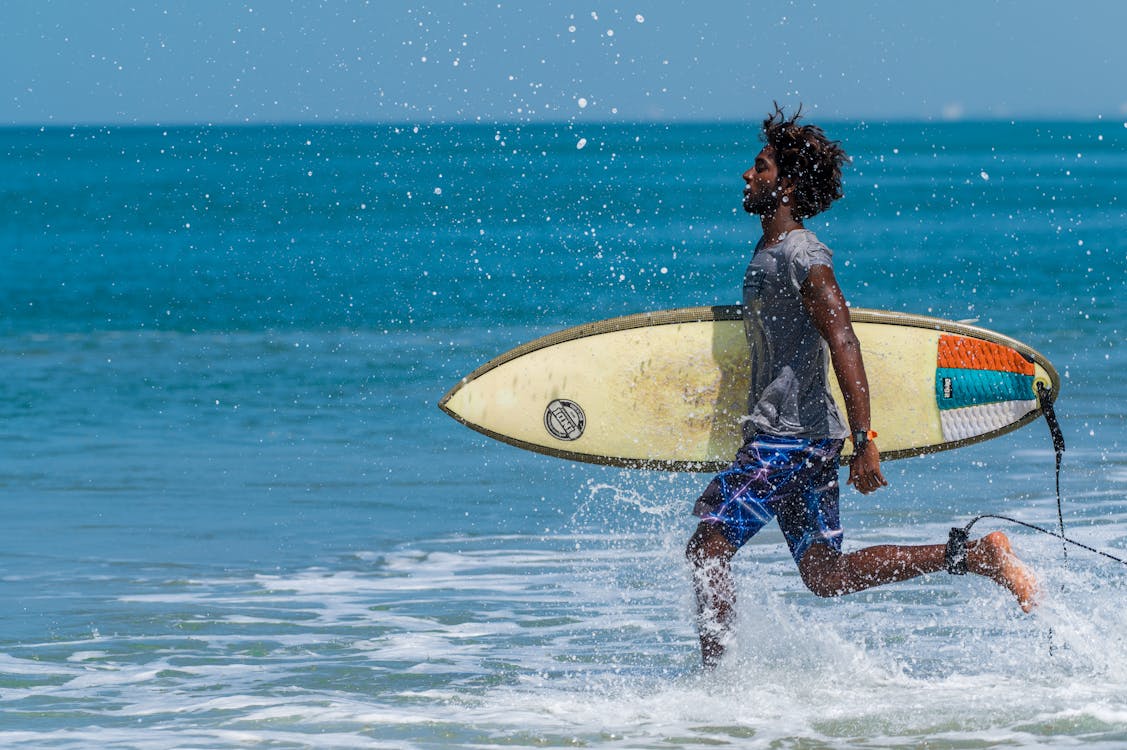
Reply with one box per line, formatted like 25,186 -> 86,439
685,105 -> 1039,668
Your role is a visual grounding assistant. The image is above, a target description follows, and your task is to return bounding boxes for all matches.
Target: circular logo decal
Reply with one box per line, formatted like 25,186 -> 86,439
544,399 -> 586,441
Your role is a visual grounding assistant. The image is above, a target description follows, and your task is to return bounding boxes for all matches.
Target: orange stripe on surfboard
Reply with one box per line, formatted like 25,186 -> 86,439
937,334 -> 1034,375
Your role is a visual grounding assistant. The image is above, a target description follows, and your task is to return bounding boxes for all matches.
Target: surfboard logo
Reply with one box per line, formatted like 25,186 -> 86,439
544,399 -> 586,441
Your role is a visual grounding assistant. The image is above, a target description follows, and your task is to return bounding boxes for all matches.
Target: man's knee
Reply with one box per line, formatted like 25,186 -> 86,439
801,576 -> 841,598
686,523 -> 734,567
798,543 -> 844,598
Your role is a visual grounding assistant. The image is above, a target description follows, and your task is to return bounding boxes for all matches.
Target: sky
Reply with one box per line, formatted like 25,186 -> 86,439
4,0 -> 1127,126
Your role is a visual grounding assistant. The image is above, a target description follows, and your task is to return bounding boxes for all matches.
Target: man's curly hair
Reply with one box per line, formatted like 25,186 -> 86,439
762,104 -> 850,220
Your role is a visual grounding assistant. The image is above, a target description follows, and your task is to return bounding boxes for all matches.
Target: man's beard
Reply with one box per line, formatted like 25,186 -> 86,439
742,186 -> 779,215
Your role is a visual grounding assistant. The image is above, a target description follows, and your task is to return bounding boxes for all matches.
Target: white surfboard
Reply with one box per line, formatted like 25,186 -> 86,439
439,306 -> 1060,471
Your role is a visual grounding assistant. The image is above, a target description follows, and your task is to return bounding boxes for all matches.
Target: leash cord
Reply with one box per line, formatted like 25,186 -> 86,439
955,382 -> 1125,570
1036,382 -> 1068,560
961,513 -> 1127,568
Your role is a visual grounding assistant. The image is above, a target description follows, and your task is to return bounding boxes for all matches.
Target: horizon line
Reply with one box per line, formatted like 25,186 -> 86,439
2,113 -> 1124,130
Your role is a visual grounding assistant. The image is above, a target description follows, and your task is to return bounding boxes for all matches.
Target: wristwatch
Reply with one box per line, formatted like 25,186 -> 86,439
851,429 -> 876,453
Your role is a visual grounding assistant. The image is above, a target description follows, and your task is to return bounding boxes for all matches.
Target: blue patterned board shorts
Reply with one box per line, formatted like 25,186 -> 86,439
692,434 -> 846,564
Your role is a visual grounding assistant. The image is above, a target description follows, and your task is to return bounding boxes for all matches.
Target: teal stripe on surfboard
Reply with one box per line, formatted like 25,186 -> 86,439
936,367 -> 1036,410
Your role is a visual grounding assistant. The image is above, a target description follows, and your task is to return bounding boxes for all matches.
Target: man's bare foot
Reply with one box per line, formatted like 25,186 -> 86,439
967,531 -> 1039,612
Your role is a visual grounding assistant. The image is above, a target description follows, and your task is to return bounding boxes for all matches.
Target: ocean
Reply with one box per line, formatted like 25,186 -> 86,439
1,120 -> 1125,748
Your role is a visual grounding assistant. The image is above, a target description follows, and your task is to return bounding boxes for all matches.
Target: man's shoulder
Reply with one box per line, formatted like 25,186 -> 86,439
785,228 -> 828,249
783,229 -> 833,266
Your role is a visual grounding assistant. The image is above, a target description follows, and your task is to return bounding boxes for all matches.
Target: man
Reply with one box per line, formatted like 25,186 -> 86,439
685,106 -> 1039,668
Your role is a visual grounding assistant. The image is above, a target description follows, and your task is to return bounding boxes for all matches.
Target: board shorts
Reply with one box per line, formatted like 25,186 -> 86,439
692,434 -> 845,564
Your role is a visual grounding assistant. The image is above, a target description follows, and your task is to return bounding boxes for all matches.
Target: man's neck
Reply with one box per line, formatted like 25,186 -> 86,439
760,211 -> 804,245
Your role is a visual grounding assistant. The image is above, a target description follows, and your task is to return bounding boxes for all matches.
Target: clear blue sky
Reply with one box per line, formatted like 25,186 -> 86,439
4,1 -> 1126,125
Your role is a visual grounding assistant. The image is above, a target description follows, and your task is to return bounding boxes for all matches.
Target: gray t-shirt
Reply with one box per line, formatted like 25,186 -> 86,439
741,229 -> 849,440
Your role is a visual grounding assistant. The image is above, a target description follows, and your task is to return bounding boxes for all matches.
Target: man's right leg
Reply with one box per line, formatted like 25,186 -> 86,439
686,522 -> 739,668
686,435 -> 816,667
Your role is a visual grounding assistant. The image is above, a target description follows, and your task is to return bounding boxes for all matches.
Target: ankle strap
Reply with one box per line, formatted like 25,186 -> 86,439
946,527 -> 968,575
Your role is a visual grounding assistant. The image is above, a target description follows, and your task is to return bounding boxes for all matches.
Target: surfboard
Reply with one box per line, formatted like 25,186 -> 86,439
439,306 -> 1061,472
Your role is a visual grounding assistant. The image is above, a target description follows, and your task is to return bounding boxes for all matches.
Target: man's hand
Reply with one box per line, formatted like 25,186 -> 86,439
847,441 -> 888,494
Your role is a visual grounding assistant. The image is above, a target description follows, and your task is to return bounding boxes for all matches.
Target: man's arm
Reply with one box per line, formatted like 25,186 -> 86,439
800,264 -> 888,494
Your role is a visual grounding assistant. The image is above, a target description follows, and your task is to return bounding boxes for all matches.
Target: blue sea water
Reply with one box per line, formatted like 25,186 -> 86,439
1,121 -> 1126,748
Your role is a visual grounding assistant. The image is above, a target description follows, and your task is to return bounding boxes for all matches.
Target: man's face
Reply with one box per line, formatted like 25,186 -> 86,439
742,146 -> 783,216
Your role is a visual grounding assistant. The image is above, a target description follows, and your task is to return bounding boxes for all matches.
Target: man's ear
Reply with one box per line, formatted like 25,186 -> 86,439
779,176 -> 797,204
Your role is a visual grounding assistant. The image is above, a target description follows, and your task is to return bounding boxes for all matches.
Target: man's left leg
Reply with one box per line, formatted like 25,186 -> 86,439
797,532 -> 1039,612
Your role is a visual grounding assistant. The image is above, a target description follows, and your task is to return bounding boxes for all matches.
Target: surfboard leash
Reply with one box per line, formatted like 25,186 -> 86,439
947,383 -> 1127,572
1036,382 -> 1068,561
948,513 -> 1127,570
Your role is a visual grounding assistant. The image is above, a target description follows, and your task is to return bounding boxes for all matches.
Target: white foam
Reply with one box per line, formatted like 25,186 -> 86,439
7,517 -> 1127,748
